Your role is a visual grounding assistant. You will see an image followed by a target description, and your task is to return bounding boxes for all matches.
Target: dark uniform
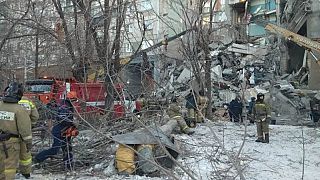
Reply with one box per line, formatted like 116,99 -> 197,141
35,98 -> 75,170
310,98 -> 320,124
228,97 -> 243,122
0,82 -> 32,179
18,96 -> 39,178
185,90 -> 197,127
248,97 -> 256,124
253,93 -> 271,143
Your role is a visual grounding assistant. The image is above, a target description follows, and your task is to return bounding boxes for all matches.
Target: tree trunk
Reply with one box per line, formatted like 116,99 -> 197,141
204,0 -> 215,119
34,28 -> 39,79
52,0 -> 82,82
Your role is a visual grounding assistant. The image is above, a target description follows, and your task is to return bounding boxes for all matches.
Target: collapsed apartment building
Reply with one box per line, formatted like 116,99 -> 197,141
164,0 -> 320,126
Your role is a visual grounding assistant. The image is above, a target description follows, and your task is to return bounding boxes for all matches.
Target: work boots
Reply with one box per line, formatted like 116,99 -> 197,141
185,118 -> 196,128
183,127 -> 195,135
262,133 -> 269,143
177,117 -> 195,135
255,137 -> 263,142
22,173 -> 31,179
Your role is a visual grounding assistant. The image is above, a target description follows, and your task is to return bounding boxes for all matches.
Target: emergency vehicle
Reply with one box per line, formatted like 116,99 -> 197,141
24,77 -> 138,118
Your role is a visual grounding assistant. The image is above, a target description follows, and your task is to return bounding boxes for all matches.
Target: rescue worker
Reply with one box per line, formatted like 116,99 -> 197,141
167,95 -> 194,135
0,82 -> 32,179
18,96 -> 39,178
253,93 -> 271,143
228,96 -> 243,123
196,90 -> 208,123
248,97 -> 256,124
185,89 -> 197,127
46,98 -> 58,121
135,94 -> 146,118
310,97 -> 320,124
35,92 -> 77,170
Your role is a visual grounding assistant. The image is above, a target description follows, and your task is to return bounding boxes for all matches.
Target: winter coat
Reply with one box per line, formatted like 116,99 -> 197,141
52,99 -> 74,136
0,101 -> 32,142
185,93 -> 196,109
229,99 -> 242,115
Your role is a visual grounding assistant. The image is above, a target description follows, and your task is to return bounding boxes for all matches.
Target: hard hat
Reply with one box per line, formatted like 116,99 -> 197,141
67,91 -> 77,99
4,82 -> 24,101
257,93 -> 264,100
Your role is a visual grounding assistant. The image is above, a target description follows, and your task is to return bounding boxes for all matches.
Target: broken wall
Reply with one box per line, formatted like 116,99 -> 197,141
307,0 -> 320,90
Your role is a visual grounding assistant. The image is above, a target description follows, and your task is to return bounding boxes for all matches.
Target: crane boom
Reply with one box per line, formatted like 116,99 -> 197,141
253,19 -> 320,62
120,28 -> 195,65
265,23 -> 320,53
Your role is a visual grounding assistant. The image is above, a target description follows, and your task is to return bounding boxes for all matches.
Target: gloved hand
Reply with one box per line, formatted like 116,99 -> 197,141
25,140 -> 32,152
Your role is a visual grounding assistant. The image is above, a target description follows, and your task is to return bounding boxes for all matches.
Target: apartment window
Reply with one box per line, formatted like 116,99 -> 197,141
140,1 -> 152,11
127,3 -> 135,14
91,7 -> 100,17
125,43 -> 132,52
142,40 -> 154,49
125,24 -> 134,33
203,7 -> 210,13
144,19 -> 153,30
97,30 -> 103,39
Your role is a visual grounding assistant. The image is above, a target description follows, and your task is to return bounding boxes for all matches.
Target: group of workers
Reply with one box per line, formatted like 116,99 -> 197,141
0,82 -> 78,179
226,93 -> 271,143
0,80 -> 272,179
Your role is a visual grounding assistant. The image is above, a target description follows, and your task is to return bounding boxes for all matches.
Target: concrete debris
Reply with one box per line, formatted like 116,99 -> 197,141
103,160 -> 117,177
315,93 -> 320,100
227,43 -> 268,56
176,68 -> 193,84
221,35 -> 233,46
164,38 -> 318,127
211,65 -> 223,80
274,80 -> 295,91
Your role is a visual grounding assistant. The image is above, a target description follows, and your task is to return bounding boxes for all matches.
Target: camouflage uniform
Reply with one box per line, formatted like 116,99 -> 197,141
18,96 -> 39,176
167,100 -> 194,135
253,101 -> 271,143
0,101 -> 32,179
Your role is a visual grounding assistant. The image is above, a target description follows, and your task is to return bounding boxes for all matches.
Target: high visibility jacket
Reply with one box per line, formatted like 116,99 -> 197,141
0,101 -> 32,141
18,96 -> 39,124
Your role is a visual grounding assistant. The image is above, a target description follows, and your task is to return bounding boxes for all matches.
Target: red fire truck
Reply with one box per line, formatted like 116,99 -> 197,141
24,77 -> 137,118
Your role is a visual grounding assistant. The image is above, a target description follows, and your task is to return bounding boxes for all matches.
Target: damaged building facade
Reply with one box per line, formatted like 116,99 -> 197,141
210,0 -> 320,125
158,0 -> 320,125
228,0 -> 320,89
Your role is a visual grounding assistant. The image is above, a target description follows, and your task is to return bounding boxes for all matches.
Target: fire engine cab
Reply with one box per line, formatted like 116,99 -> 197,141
24,77 -> 137,118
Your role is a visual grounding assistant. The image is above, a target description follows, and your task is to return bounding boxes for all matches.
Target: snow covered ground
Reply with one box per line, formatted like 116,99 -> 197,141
175,122 -> 320,180
24,121 -> 320,180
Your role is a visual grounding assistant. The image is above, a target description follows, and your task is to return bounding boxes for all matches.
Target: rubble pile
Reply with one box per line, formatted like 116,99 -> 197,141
167,39 -> 319,126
